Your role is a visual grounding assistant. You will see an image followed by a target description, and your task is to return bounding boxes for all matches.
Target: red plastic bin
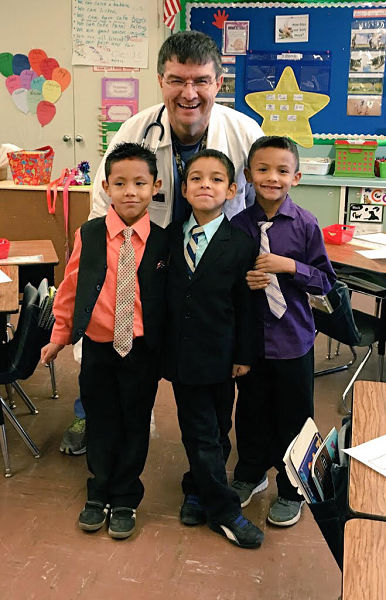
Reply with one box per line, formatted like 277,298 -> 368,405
322,224 -> 355,245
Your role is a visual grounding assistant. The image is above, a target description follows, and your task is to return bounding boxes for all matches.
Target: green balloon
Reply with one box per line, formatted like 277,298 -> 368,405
0,52 -> 13,77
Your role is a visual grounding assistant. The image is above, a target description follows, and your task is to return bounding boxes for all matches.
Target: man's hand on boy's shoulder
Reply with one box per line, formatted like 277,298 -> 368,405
255,253 -> 296,276
232,364 -> 251,378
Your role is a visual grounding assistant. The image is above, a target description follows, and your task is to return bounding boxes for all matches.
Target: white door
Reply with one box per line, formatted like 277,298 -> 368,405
0,0 -> 165,179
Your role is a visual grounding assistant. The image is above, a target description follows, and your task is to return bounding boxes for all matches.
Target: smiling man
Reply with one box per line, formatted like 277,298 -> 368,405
91,30 -> 264,226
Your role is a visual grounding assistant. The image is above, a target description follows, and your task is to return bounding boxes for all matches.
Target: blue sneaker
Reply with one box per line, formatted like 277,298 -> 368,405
209,514 -> 264,549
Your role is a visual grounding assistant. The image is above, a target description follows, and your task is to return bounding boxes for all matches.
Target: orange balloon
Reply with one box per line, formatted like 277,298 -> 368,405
52,67 -> 71,92
28,49 -> 47,76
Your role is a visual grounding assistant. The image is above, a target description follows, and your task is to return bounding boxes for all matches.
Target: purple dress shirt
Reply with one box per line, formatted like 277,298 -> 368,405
231,195 -> 336,359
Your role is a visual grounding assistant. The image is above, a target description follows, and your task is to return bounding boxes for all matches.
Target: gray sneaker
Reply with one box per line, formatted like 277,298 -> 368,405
267,497 -> 304,527
231,474 -> 269,508
60,417 -> 86,455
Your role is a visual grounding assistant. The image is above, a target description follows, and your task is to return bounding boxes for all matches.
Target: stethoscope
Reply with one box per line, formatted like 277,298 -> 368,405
141,105 -> 166,152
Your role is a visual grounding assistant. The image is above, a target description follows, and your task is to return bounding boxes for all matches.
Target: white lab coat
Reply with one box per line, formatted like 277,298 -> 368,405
91,102 -> 264,227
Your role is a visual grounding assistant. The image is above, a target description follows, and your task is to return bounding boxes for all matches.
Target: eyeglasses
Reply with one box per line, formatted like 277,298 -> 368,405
162,76 -> 217,91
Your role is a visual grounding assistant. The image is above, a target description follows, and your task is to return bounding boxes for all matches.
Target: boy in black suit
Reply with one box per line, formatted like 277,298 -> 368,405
164,149 -> 264,549
41,143 -> 168,540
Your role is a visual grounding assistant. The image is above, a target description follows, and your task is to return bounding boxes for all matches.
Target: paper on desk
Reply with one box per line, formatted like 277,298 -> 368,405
0,268 -> 12,283
354,233 -> 386,245
356,248 -> 386,259
0,255 -> 43,265
343,435 -> 386,477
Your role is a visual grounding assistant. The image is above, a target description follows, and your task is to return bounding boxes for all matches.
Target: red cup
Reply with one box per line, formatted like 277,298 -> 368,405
0,238 -> 10,259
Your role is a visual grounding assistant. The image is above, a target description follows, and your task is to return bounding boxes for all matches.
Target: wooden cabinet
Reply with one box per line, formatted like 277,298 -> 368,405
0,181 -> 91,285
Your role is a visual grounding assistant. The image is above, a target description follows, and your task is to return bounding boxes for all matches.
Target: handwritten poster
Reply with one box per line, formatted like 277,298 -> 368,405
72,0 -> 149,68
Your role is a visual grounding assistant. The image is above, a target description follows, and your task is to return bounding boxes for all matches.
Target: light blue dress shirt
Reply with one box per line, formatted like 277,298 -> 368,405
183,212 -> 225,267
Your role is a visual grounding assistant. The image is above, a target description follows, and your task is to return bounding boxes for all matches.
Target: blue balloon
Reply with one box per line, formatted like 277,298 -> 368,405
12,53 -> 30,76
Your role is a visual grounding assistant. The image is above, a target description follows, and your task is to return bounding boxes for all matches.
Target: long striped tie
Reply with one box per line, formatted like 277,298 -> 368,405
184,225 -> 204,276
258,221 -> 287,319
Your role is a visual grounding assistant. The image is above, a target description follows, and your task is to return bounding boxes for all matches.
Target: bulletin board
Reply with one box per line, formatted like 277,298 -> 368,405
183,1 -> 386,143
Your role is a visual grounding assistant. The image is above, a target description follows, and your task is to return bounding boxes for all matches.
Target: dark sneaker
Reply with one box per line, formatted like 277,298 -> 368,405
79,501 -> 108,531
180,494 -> 206,526
108,507 -> 136,539
267,497 -> 304,527
60,417 -> 86,455
231,474 -> 268,508
209,515 -> 264,549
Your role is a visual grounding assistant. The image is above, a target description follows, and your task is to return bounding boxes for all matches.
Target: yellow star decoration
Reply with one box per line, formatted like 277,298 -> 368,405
245,66 -> 330,148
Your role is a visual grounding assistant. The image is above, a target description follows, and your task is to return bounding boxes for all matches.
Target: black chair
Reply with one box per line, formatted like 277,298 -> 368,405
313,280 -> 382,413
0,282 -> 53,477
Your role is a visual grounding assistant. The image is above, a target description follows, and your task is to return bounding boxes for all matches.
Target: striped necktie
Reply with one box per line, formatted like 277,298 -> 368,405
184,225 -> 204,277
258,221 -> 287,319
113,227 -> 136,357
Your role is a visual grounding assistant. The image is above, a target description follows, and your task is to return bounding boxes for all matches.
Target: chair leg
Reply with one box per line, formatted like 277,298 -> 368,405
342,345 -> 373,413
11,381 -> 38,414
326,336 -> 332,359
0,423 -> 12,477
315,346 -> 357,377
0,397 -> 40,458
378,353 -> 384,383
48,361 -> 59,399
5,383 -> 16,409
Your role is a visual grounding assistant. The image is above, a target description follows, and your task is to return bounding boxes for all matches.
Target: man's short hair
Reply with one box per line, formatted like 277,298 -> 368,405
247,136 -> 300,172
157,30 -> 222,79
182,148 -> 235,184
105,142 -> 158,181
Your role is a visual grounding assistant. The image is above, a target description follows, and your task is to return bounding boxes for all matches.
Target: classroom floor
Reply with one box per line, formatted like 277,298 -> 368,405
0,294 -> 380,600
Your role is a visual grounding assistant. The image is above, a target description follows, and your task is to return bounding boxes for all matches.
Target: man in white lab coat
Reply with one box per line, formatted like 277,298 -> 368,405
61,30 -> 263,458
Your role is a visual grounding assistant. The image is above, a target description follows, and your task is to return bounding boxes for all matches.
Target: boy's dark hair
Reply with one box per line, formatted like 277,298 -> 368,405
104,142 -> 158,181
247,136 -> 300,171
182,149 -> 235,185
157,30 -> 222,79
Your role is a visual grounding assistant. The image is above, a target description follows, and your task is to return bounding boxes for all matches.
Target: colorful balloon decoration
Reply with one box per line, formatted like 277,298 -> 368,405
0,48 -> 71,126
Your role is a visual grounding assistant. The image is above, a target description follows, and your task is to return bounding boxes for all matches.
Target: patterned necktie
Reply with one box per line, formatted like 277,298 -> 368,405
184,225 -> 204,276
113,227 -> 136,357
258,221 -> 287,319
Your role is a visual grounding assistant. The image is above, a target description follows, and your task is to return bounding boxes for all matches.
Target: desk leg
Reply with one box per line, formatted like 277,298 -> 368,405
378,299 -> 385,382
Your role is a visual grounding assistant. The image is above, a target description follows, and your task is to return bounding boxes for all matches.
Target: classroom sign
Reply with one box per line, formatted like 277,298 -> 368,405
0,49 -> 71,126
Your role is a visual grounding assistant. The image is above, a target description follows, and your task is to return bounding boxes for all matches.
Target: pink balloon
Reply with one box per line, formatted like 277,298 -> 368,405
20,69 -> 37,89
36,100 -> 56,126
40,57 -> 59,80
6,74 -> 21,94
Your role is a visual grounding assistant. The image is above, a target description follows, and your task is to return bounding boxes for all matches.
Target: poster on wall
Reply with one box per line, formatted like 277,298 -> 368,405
347,19 -> 385,116
222,21 -> 249,55
275,15 -> 309,43
72,0 -> 149,68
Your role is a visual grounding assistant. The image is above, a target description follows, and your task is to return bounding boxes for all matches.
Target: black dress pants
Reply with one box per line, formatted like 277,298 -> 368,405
173,379 -> 241,523
234,347 -> 314,501
80,335 -> 158,508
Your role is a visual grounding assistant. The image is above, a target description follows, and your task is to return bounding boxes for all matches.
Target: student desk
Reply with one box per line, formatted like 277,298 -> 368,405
348,381 -> 386,521
325,241 -> 386,380
0,240 -> 59,290
342,519 -> 386,600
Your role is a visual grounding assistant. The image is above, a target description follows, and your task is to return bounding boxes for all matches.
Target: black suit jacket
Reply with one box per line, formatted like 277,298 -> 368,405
164,217 -> 257,385
72,217 -> 168,352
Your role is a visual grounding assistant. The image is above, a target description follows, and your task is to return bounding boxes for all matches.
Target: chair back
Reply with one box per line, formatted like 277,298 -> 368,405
5,283 -> 51,381
312,281 -> 362,347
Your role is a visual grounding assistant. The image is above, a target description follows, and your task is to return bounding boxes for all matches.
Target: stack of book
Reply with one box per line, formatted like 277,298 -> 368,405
283,417 -> 339,504
38,285 -> 56,330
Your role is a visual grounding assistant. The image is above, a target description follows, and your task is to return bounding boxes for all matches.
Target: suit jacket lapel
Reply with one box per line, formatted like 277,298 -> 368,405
193,217 -> 231,281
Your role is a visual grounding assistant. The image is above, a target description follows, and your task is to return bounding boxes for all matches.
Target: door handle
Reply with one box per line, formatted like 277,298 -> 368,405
75,135 -> 84,143
62,135 -> 72,142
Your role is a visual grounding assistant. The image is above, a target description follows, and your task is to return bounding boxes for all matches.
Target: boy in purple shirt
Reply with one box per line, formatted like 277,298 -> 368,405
230,136 -> 336,526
